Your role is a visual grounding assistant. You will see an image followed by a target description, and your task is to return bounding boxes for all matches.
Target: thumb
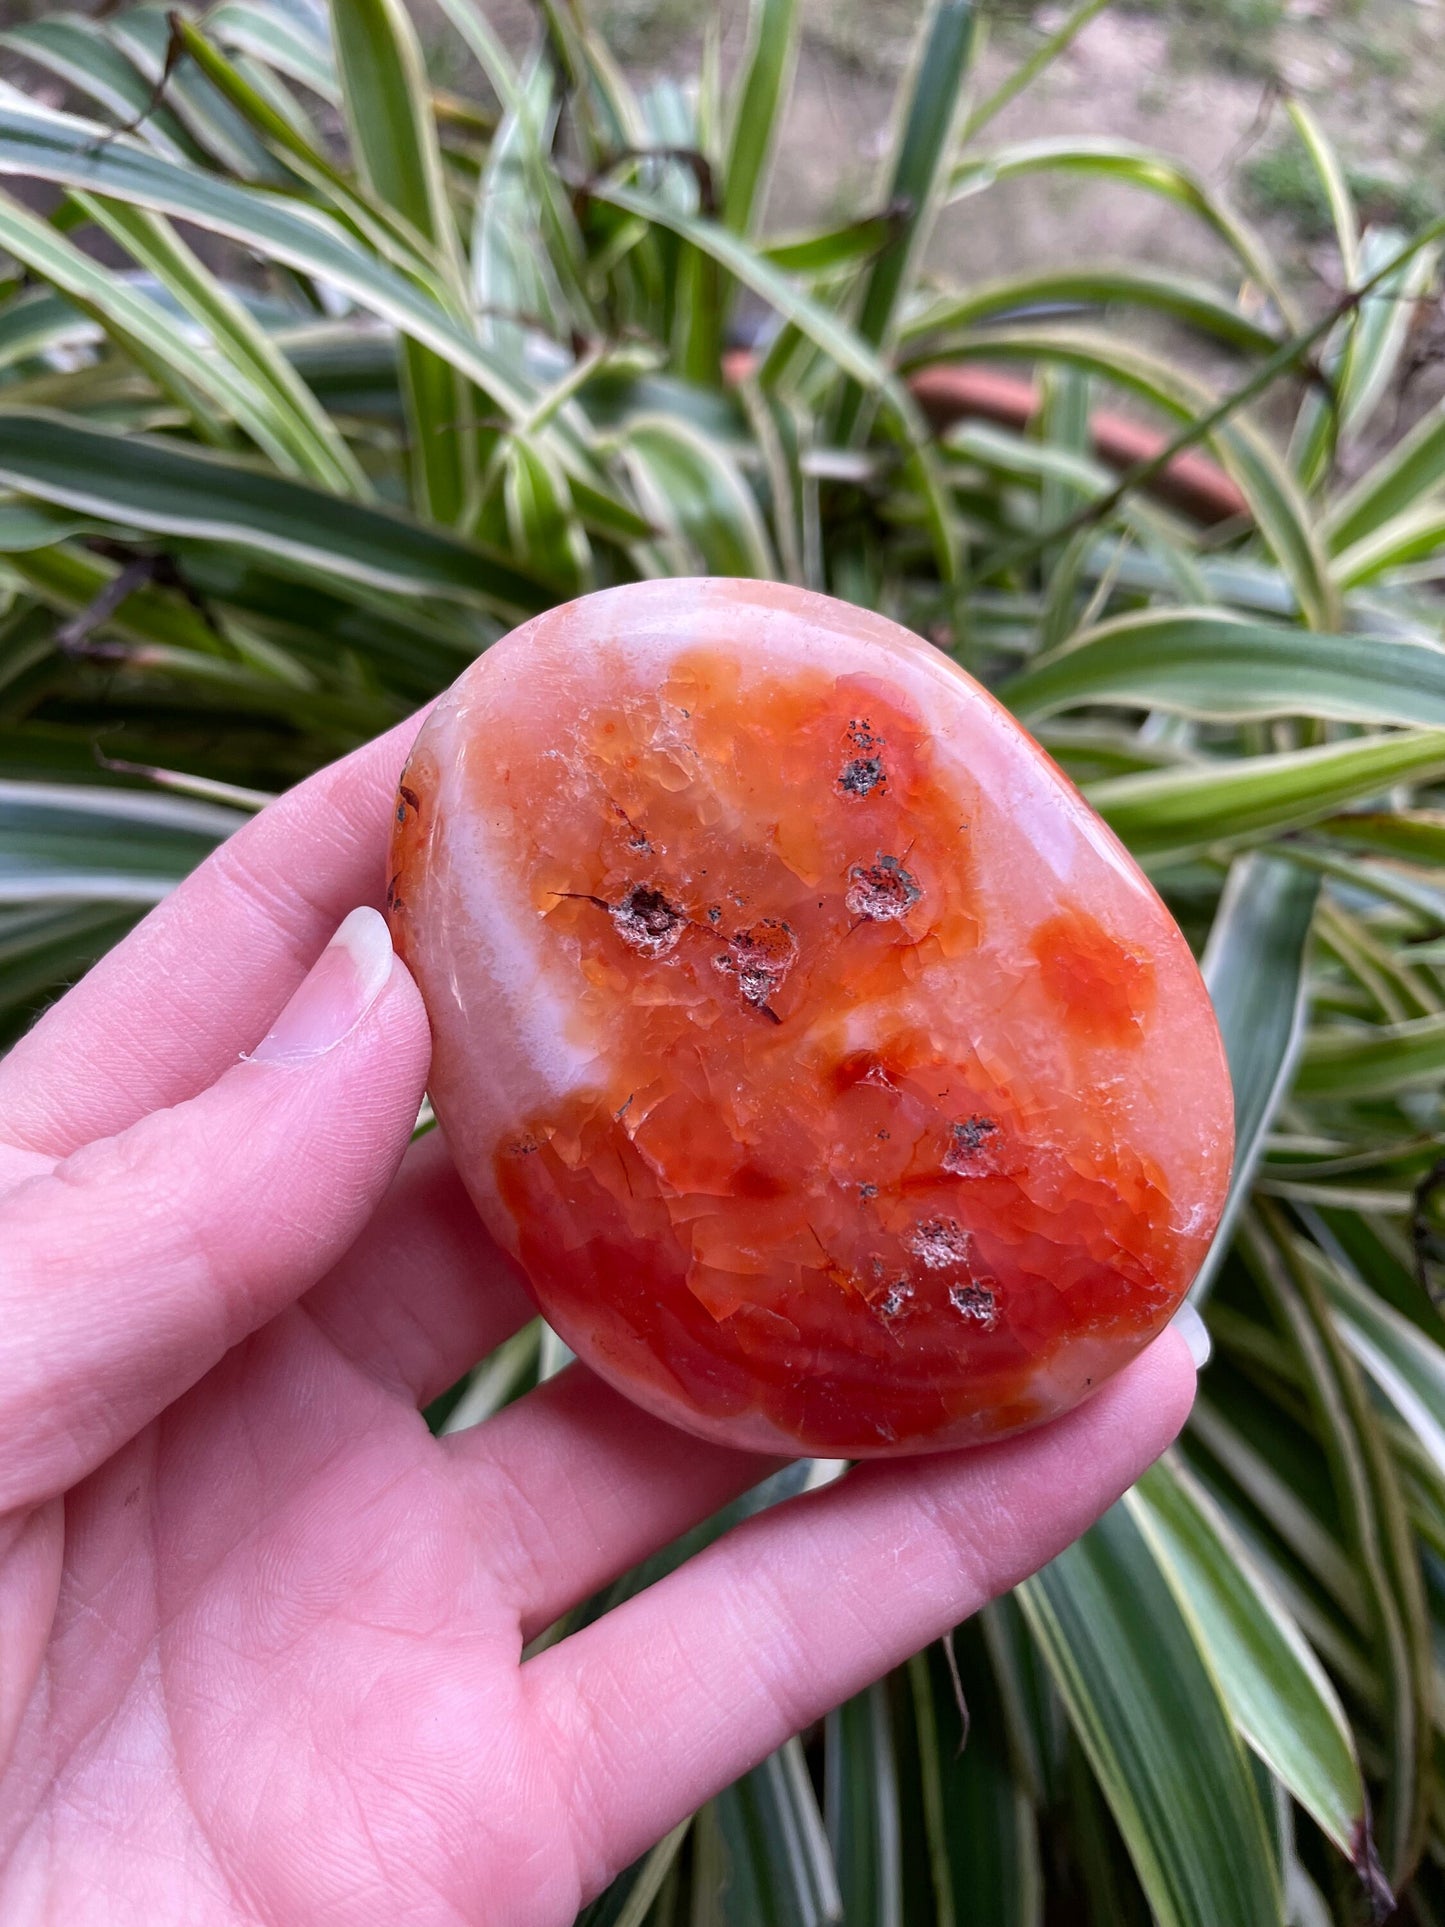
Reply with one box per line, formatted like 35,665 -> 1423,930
0,908 -> 432,1510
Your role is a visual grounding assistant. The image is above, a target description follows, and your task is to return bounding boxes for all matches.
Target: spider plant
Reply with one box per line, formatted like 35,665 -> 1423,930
2,0 -> 1445,1919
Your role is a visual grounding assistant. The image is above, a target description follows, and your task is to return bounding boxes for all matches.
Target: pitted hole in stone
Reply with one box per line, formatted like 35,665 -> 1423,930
948,1280 -> 999,1330
943,1115 -> 998,1174
713,917 -> 799,1014
876,1281 -> 914,1321
610,802 -> 653,854
611,884 -> 684,959
907,1216 -> 973,1271
837,756 -> 886,798
846,853 -> 921,922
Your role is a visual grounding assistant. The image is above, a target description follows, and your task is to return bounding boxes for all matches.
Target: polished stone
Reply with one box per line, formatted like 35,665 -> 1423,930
389,579 -> 1233,1457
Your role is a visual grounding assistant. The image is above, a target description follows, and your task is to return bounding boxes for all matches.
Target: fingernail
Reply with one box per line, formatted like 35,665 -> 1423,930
1171,1298 -> 1212,1372
251,907 -> 395,1064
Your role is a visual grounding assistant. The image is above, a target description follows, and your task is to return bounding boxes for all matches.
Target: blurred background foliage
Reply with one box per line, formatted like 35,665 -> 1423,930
2,0 -> 1445,1920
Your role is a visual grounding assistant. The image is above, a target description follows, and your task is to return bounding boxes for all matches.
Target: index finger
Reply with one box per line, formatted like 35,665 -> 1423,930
1,711 -> 425,1158
526,1331 -> 1197,1903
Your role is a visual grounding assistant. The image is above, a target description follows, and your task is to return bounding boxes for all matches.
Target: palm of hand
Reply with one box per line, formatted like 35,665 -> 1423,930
19,1309 -> 553,1921
0,719 -> 1194,1925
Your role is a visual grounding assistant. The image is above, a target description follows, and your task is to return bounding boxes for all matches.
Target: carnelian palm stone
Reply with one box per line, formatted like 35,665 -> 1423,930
389,579 -> 1233,1458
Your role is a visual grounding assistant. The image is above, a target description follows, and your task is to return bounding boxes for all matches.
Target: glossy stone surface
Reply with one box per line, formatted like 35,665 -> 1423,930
389,580 -> 1233,1457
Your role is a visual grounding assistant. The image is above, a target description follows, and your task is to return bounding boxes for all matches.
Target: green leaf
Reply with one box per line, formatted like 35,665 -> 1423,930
1087,730 -> 1445,863
575,1821 -> 691,1927
501,435 -> 589,593
207,0 -> 340,103
1332,502 -> 1445,588
0,284 -> 99,372
1332,228 -> 1436,448
168,13 -> 436,279
948,138 -> 1289,321
1321,1259 -> 1445,1483
0,100 -> 538,416
0,500 -> 98,551
1244,1207 -> 1432,1888
1002,610 -> 1445,729
1130,1457 -> 1371,1865
105,6 -> 283,184
761,208 -> 905,278
72,192 -> 368,495
615,413 -> 776,578
1327,400 -> 1445,556
590,180 -> 924,436
0,14 -> 203,162
1283,100 -> 1359,287
0,899 -> 140,1043
0,186 -> 295,452
1321,810 -> 1445,866
426,0 -> 522,111
0,779 -> 244,904
835,0 -> 975,441
0,407 -> 550,613
1191,853 -> 1319,1304
330,0 -> 473,523
824,1686 -> 903,1927
711,1739 -> 843,1927
469,60 -> 573,364
722,0 -> 800,240
959,0 -> 1111,142
1019,1501 -> 1284,1927
919,1629 -> 1043,1927
901,265 -> 1280,360
933,325 -> 1338,628
1297,1009 -> 1445,1101
1294,226 -> 1437,495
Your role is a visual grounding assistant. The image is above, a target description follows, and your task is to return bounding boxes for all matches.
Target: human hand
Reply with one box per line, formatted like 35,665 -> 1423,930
0,719 -> 1198,1925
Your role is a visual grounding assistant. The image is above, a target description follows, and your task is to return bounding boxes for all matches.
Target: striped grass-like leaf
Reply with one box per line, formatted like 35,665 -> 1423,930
105,6 -> 284,183
901,263 -> 1281,360
1244,1208 -> 1432,1887
834,0 -> 975,442
947,137 -> 1289,321
708,1737 -> 842,1927
330,0 -> 474,524
1130,1457 -> 1373,1866
616,414 -> 776,578
930,324 -> 1339,627
683,0 -> 800,382
913,1630 -> 1043,1927
824,1685 -> 903,1927
1002,609 -> 1445,728
1320,810 -> 1445,865
722,0 -> 799,243
0,101 -> 547,418
0,407 -> 550,612
207,0 -> 340,102
73,193 -> 368,495
1019,1500 -> 1284,1927
1297,1009 -> 1445,1101
1326,403 -> 1445,557
1322,1259 -> 1445,1484
1087,730 -> 1445,862
0,13 -> 204,161
0,780 -> 245,904
1192,853 -> 1320,1305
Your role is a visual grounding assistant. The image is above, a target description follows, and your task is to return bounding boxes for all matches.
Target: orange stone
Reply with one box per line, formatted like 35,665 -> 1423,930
389,579 -> 1233,1457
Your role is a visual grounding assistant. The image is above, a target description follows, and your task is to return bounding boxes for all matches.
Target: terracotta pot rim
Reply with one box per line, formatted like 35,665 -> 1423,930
904,362 -> 1247,527
722,349 -> 1248,529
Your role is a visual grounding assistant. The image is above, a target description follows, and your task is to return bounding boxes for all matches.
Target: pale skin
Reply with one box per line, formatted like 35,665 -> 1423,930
0,717 -> 1198,1925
